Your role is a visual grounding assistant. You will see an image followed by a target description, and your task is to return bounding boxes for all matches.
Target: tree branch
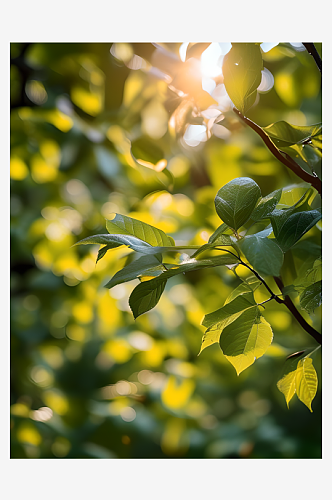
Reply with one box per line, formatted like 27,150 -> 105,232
233,108 -> 322,196
303,43 -> 322,73
237,258 -> 322,345
274,276 -> 322,345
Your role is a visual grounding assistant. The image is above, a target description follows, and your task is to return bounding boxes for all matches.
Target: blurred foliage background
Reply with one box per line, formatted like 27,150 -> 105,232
10,42 -> 322,459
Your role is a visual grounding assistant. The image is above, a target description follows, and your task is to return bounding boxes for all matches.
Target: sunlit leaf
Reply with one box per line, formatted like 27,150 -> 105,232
262,121 -> 322,148
215,177 -> 261,230
220,311 -> 273,375
200,291 -> 258,354
295,357 -> 318,412
277,353 -> 318,411
75,233 -> 154,254
277,367 -> 297,408
106,213 -> 174,247
222,43 -> 263,115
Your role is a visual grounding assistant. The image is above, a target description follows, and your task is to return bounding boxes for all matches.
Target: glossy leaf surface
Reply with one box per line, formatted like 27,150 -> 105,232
106,213 -> 174,247
215,177 -> 261,230
251,188 -> 282,222
240,235 -> 284,276
271,208 -> 322,252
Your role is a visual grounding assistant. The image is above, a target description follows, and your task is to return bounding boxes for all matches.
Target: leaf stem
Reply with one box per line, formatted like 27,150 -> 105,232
233,108 -> 322,196
303,43 -> 322,73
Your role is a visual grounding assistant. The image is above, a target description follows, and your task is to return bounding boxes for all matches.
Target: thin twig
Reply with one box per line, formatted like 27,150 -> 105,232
274,276 -> 322,345
237,258 -> 322,345
233,108 -> 322,196
303,43 -> 322,73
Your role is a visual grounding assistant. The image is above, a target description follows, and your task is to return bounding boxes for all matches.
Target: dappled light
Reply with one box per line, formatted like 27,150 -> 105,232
10,41 -> 322,460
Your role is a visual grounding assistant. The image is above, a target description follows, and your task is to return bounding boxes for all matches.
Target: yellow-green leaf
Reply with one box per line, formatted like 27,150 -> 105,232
222,43 -> 263,115
222,315 -> 273,375
295,357 -> 318,412
277,355 -> 318,411
277,369 -> 297,408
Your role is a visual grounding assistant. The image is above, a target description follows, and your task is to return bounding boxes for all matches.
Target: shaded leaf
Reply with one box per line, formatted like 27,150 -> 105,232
104,254 -> 163,289
129,279 -> 167,319
74,234 -> 123,247
271,208 -> 322,252
208,223 -> 231,243
96,243 -> 121,263
130,136 -> 167,171
239,235 -> 284,276
130,254 -> 239,318
222,43 -> 263,115
251,188 -> 282,221
299,280 -> 322,313
215,177 -> 261,230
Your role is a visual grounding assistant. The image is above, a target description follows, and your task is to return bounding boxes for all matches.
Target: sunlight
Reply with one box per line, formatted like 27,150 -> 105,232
200,43 -> 223,78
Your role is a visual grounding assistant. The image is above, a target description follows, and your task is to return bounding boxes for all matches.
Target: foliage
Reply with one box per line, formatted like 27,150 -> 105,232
10,42 -> 322,459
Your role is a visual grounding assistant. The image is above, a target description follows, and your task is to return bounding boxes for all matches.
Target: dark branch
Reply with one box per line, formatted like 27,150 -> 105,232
303,43 -> 322,73
274,276 -> 322,345
237,258 -> 322,345
233,108 -> 322,196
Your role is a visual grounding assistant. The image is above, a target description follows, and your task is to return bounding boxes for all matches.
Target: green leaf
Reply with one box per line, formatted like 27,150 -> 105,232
262,121 -> 322,148
220,311 -> 273,375
271,208 -> 322,252
129,279 -> 167,319
277,355 -> 318,412
130,135 -> 167,170
104,254 -> 163,289
96,243 -> 120,263
239,235 -> 284,276
251,189 -> 282,222
222,43 -> 263,115
202,291 -> 256,329
74,234 -> 123,247
224,277 -> 261,304
215,177 -> 261,230
106,213 -> 174,247
208,223 -> 230,244
299,280 -> 322,313
129,254 -> 239,318
191,235 -> 234,259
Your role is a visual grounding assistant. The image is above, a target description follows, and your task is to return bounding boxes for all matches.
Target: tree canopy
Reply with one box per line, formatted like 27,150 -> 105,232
10,42 -> 322,459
